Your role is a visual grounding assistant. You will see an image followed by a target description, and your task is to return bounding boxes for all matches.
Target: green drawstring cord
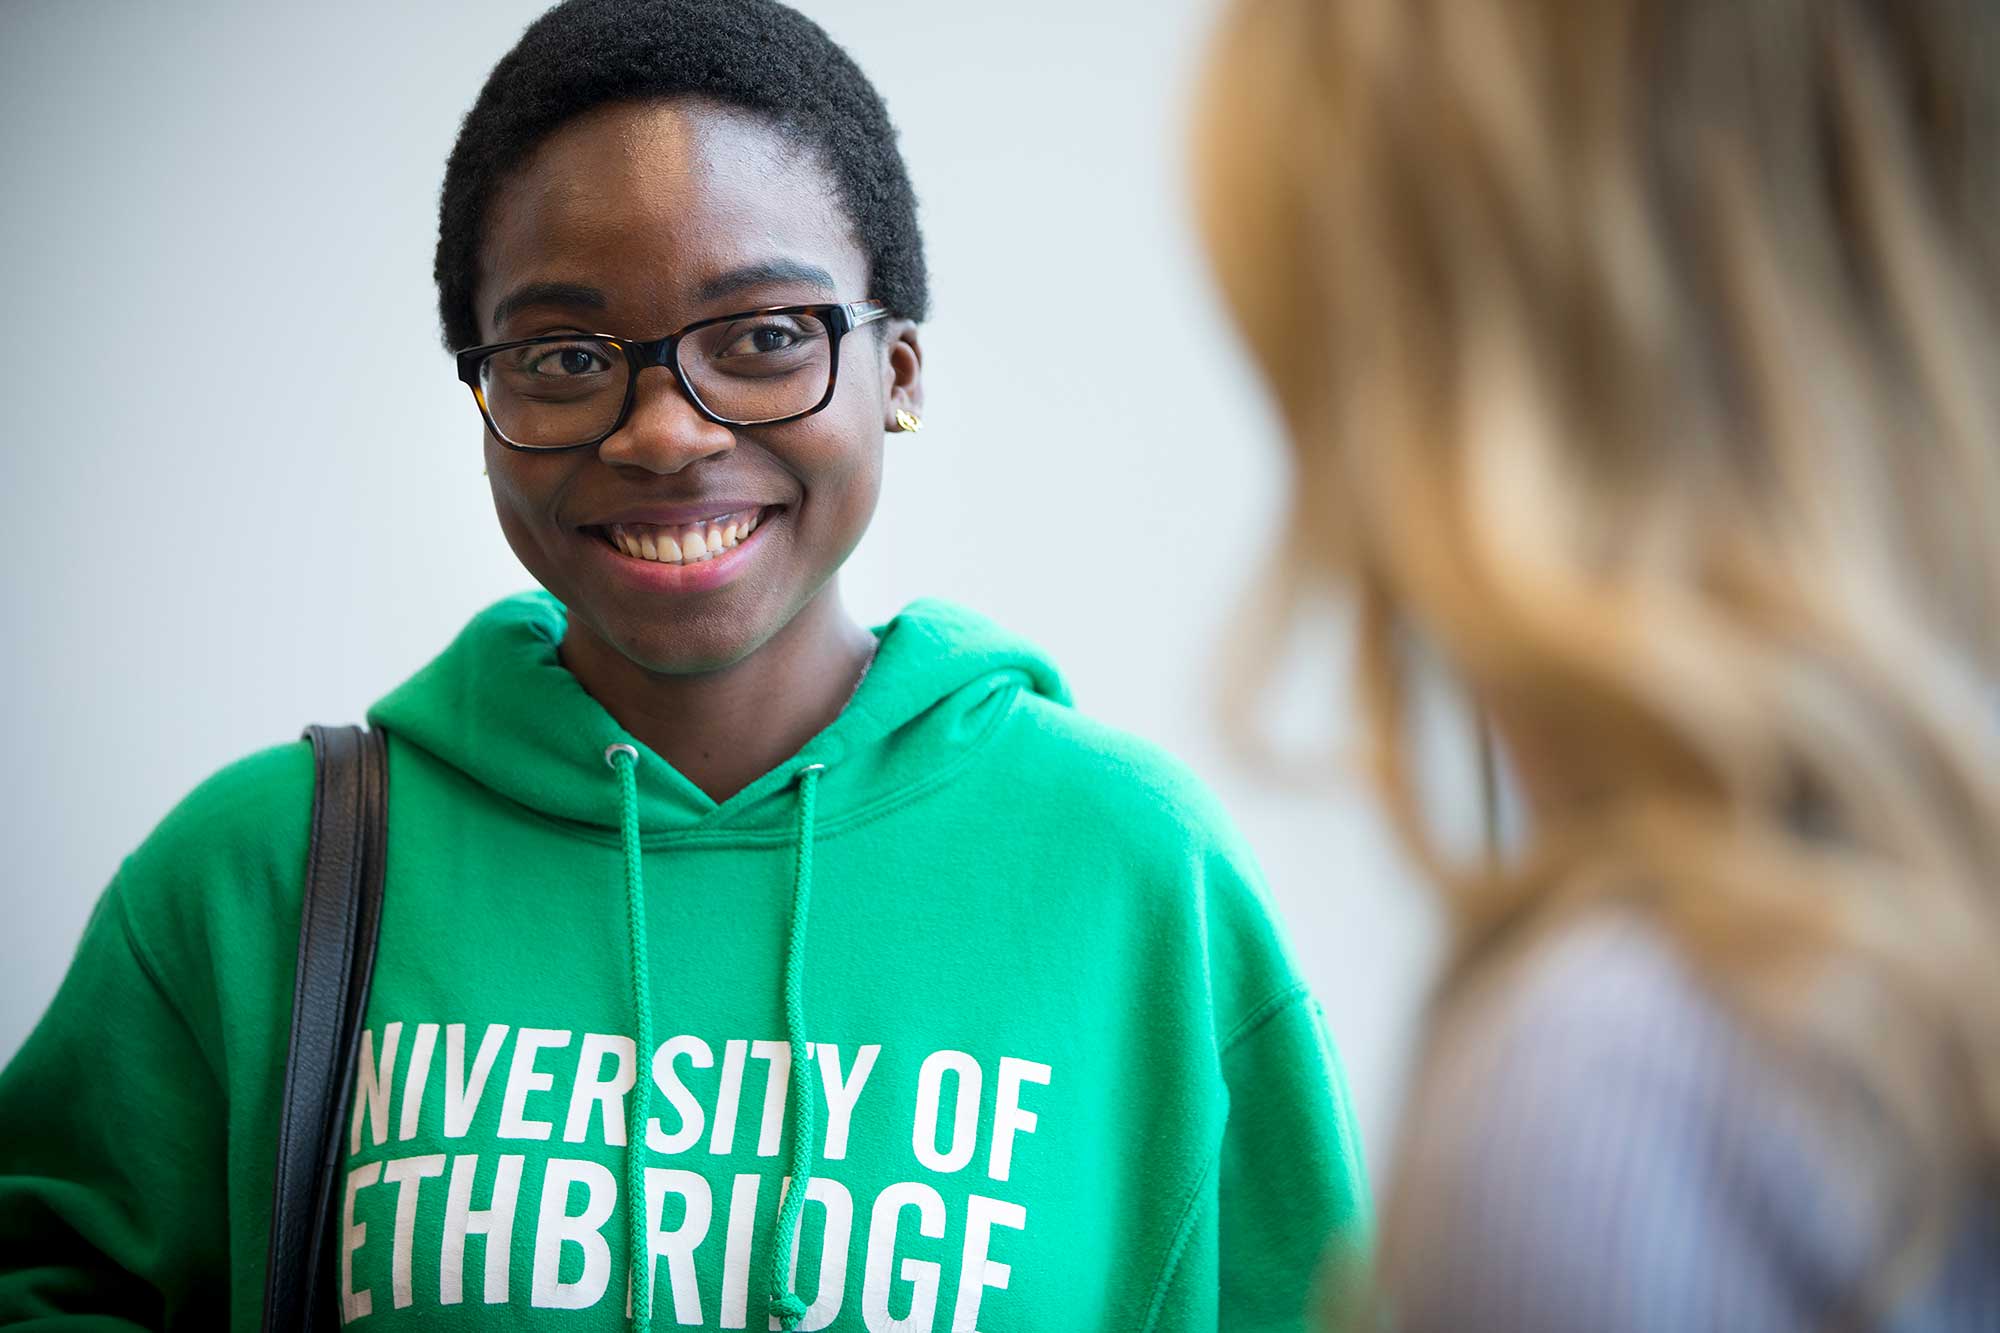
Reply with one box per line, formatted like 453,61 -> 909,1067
768,761 -> 825,1330
606,743 -> 654,1332
607,745 -> 825,1332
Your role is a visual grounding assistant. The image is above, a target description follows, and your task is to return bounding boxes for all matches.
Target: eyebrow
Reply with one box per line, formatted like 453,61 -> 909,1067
490,281 -> 607,331
487,260 -> 841,334
693,259 -> 838,305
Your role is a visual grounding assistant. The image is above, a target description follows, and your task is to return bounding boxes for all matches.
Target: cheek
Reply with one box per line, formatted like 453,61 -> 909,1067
776,414 -> 884,545
486,448 -> 575,561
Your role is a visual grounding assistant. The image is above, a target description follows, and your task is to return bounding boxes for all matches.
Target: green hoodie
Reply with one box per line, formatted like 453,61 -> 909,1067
0,591 -> 1368,1331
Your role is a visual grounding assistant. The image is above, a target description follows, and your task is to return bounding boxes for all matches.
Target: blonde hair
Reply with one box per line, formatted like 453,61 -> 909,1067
1193,0 -> 2000,1313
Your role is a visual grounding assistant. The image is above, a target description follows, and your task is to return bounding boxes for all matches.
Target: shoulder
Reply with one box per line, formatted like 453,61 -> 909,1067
1428,913 -> 1736,1087
992,692 -> 1281,931
990,694 -> 1311,1021
113,738 -> 316,961
1388,911 -> 1909,1331
883,597 -> 1246,856
996,689 -> 1249,857
121,738 -> 316,885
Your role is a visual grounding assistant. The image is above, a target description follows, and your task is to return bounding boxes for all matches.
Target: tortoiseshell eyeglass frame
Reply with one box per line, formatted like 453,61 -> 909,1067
454,298 -> 890,449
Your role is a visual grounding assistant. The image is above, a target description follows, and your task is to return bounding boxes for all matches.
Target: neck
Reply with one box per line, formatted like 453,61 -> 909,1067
557,585 -> 877,803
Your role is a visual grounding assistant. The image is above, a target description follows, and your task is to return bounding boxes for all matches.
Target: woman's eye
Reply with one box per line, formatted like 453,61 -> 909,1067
525,344 -> 610,376
710,318 -> 825,359
722,323 -> 801,356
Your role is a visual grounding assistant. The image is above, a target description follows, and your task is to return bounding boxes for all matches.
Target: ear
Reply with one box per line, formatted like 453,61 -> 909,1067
878,320 -> 925,429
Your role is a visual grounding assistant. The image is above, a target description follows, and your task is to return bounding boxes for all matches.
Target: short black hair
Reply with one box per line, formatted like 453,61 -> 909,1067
434,0 -> 928,351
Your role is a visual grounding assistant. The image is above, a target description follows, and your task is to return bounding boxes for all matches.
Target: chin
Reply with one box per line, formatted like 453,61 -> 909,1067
593,592 -> 789,677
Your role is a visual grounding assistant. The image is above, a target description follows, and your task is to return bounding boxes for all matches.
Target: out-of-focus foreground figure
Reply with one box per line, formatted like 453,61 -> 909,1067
1194,1 -> 2000,1327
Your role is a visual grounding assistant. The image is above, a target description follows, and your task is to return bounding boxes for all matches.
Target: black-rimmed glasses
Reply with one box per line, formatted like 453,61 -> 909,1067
455,299 -> 889,449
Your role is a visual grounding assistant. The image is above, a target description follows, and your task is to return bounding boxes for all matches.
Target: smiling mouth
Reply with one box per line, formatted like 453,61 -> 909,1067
583,506 -> 778,565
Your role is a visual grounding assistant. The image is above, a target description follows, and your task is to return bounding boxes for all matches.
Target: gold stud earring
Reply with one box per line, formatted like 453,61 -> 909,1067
894,409 -> 924,434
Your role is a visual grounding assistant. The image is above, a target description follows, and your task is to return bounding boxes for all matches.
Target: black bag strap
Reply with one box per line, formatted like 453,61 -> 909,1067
262,724 -> 389,1332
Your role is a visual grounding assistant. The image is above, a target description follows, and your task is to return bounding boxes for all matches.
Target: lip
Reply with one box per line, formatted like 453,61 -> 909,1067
578,500 -> 779,528
577,505 -> 781,595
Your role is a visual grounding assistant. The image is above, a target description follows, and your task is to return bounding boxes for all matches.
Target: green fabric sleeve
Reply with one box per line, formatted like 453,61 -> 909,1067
1142,1181 -> 1220,1333
0,879 -> 232,1328
1217,992 -> 1373,1332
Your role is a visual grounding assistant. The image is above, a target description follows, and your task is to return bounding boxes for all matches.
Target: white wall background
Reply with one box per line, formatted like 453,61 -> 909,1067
0,0 -> 1458,1179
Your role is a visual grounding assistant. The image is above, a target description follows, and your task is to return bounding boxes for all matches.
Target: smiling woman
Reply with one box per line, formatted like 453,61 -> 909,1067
463,91 -> 915,763
0,1 -> 1368,1330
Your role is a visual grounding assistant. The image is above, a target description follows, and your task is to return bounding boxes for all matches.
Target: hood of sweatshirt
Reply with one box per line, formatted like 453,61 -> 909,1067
370,589 -> 1071,840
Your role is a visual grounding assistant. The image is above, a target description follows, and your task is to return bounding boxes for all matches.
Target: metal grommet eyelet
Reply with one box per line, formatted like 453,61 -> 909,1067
801,763 -> 828,776
604,743 -> 639,769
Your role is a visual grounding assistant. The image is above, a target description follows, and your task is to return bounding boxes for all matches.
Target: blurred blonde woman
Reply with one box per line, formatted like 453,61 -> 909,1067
1194,0 -> 2000,1327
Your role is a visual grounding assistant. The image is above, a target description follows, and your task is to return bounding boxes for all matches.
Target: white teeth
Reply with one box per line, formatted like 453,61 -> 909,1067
603,508 -> 767,565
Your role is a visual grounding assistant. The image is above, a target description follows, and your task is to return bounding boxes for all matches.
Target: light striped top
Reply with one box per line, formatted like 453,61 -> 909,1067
1383,913 -> 2000,1331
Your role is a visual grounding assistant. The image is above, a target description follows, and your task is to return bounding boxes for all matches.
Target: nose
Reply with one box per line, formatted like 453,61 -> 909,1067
595,364 -> 736,474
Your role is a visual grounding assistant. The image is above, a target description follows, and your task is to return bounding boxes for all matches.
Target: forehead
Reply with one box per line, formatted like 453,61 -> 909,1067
476,98 -> 865,336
